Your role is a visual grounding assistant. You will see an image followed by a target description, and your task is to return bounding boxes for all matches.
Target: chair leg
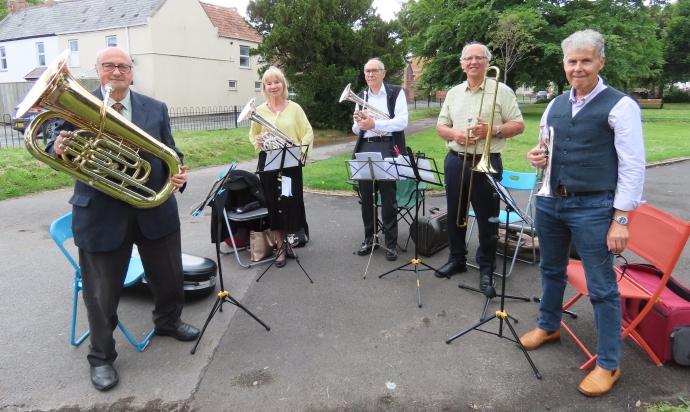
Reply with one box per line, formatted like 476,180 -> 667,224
71,279 -> 90,347
117,321 -> 155,352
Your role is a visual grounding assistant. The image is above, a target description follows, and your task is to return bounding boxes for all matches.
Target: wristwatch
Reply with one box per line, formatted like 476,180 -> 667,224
612,215 -> 629,226
495,125 -> 502,138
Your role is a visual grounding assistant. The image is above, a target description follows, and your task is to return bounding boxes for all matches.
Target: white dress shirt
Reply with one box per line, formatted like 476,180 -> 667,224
352,84 -> 408,138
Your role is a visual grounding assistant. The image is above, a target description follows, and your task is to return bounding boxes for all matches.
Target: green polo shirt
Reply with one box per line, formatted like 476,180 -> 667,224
437,79 -> 523,154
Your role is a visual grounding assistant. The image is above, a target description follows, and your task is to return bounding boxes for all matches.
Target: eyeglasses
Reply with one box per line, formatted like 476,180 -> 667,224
364,69 -> 383,75
101,63 -> 132,74
461,56 -> 488,62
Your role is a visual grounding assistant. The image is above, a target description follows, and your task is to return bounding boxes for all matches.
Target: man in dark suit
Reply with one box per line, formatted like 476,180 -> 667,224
47,47 -> 198,391
352,58 -> 408,261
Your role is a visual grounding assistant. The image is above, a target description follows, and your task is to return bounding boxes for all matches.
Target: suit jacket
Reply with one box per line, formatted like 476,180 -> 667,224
47,88 -> 184,252
352,82 -> 406,156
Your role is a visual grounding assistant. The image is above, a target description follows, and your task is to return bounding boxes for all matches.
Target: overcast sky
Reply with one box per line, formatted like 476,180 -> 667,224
203,0 -> 403,22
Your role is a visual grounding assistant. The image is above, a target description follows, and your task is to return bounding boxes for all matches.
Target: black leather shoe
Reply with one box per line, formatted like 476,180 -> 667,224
155,322 -> 200,341
435,261 -> 467,278
357,239 -> 378,256
386,250 -> 398,261
275,259 -> 286,268
479,274 -> 495,292
90,365 -> 119,391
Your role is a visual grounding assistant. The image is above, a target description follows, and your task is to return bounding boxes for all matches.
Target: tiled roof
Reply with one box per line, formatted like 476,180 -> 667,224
199,2 -> 261,43
24,66 -> 47,80
0,0 -> 164,42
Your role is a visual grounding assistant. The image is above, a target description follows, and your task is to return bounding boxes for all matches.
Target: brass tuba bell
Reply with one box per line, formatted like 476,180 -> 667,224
17,50 -> 181,209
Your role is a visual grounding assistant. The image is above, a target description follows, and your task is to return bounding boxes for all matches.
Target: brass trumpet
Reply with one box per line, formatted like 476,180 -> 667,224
339,83 -> 390,137
456,66 -> 501,228
18,50 -> 181,209
536,126 -> 556,197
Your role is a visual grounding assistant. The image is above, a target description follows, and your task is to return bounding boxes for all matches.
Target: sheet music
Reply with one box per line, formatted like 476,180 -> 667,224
485,174 -> 534,225
393,155 -> 439,183
264,146 -> 302,171
281,175 -> 293,197
190,162 -> 237,216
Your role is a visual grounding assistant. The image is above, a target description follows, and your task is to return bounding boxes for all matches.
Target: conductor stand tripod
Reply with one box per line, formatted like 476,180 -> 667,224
446,177 -> 541,379
256,144 -> 313,283
378,147 -> 444,308
190,163 -> 270,354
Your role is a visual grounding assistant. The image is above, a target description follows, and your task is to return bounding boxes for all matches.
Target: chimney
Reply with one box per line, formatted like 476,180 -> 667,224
46,0 -> 55,7
8,1 -> 29,15
230,7 -> 238,12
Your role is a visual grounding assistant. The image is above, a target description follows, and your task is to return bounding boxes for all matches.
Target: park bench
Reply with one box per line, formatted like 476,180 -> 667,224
637,98 -> 664,109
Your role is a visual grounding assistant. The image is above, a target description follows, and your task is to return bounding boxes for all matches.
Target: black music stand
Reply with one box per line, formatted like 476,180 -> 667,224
190,163 -> 271,354
347,153 -> 401,279
256,145 -> 313,283
378,147 -> 444,308
446,177 -> 541,380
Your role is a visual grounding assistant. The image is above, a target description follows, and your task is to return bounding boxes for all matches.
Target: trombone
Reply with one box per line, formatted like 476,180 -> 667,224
456,66 -> 501,228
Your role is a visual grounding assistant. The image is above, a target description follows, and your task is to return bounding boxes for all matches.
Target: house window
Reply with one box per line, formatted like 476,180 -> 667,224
228,80 -> 237,90
254,81 -> 262,91
68,40 -> 79,67
0,47 -> 7,70
106,36 -> 117,47
37,42 -> 46,66
239,46 -> 250,68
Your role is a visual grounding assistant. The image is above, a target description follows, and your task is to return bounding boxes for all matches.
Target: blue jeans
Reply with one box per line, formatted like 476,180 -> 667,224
534,192 -> 621,371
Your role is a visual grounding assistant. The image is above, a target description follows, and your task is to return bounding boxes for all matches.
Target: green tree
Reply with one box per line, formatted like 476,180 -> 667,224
246,0 -> 407,131
662,0 -> 690,85
488,8 -> 544,84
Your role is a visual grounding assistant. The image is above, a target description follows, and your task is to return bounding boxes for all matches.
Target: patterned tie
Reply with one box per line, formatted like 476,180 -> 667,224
112,103 -> 124,114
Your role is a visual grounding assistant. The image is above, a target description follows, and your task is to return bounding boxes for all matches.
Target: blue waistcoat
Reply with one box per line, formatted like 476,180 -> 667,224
546,87 -> 626,193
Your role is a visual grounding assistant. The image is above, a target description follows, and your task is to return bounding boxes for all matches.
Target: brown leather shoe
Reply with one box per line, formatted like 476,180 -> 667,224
518,327 -> 561,350
578,366 -> 620,397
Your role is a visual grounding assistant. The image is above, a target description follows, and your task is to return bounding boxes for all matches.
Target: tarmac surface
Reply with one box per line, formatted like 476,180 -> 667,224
0,117 -> 689,412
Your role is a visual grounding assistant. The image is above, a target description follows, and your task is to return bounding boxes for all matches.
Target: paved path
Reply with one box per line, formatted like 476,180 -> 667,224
1,119 -> 689,411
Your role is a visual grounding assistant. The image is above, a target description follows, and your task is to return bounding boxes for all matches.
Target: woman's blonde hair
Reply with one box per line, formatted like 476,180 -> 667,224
261,66 -> 289,100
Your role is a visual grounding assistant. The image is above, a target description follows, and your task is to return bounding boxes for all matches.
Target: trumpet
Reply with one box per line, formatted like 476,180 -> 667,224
238,98 -> 299,151
536,126 -> 556,197
339,83 -> 390,137
456,66 -> 501,228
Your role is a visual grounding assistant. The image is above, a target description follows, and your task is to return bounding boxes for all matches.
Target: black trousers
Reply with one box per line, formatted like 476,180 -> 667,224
444,150 -> 503,277
79,210 -> 184,367
357,140 -> 398,250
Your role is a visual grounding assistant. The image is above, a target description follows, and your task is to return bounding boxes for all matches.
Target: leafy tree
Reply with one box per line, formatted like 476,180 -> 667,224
488,8 -> 544,84
246,0 -> 407,131
662,0 -> 690,85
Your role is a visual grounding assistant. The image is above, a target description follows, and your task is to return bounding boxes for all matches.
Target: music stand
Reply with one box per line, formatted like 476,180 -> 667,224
190,163 -> 271,354
347,153 -> 400,279
256,145 -> 313,283
378,147 -> 444,308
446,178 -> 541,380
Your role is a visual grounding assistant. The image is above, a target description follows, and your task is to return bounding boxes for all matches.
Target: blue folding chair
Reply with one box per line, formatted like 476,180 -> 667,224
466,170 -> 538,277
50,212 -> 154,351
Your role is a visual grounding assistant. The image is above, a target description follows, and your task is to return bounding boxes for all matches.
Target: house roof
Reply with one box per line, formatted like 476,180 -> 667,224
24,66 -> 47,80
0,0 -> 165,42
199,2 -> 261,43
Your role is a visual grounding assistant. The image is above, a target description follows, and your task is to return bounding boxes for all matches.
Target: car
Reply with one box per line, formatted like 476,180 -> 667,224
12,107 -> 57,142
536,90 -> 548,100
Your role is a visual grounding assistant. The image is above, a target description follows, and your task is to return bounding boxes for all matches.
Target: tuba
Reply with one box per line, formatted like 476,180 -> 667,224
238,98 -> 299,151
339,83 -> 390,137
18,50 -> 181,209
536,126 -> 556,197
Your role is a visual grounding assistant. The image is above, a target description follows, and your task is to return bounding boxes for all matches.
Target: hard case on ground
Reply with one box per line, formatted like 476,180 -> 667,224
410,207 -> 449,257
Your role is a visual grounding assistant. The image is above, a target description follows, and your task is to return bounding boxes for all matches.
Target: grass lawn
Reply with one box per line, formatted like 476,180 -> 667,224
1,104 -> 688,201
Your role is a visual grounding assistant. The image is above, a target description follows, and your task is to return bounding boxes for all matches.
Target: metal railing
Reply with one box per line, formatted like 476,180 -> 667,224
168,106 -> 252,131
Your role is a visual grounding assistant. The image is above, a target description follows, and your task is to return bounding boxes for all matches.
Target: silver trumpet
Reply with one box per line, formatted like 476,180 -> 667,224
238,98 -> 298,151
339,83 -> 390,137
536,125 -> 556,197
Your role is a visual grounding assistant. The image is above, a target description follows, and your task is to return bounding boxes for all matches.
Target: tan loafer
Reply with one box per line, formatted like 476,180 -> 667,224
518,327 -> 561,350
578,366 -> 620,397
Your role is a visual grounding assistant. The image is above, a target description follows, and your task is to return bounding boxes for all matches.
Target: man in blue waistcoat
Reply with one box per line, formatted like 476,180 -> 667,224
519,29 -> 646,396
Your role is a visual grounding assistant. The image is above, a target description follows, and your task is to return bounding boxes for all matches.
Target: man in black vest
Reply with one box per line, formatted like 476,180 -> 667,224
520,29 -> 645,397
48,47 -> 199,391
352,58 -> 408,261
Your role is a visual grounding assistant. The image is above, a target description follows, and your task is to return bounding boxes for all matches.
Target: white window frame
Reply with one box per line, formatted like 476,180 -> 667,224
37,42 -> 46,66
228,80 -> 238,90
0,46 -> 7,70
106,36 -> 117,48
254,81 -> 262,91
68,40 -> 80,67
239,46 -> 250,68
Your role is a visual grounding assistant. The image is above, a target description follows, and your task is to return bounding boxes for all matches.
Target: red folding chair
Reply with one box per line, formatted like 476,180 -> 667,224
561,204 -> 690,369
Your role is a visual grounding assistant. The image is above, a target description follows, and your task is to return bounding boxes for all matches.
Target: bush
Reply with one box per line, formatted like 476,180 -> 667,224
663,89 -> 690,103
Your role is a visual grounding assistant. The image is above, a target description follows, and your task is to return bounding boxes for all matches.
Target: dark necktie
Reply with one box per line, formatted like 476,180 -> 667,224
112,103 -> 124,115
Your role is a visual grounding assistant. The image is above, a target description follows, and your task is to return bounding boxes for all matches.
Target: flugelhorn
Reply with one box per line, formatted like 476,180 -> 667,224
536,126 -> 556,197
17,50 -> 181,209
238,98 -> 299,151
339,83 -> 390,137
456,66 -> 501,228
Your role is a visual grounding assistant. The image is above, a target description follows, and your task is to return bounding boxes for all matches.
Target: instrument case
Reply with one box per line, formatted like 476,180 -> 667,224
139,253 -> 217,300
410,207 -> 449,257
621,263 -> 690,365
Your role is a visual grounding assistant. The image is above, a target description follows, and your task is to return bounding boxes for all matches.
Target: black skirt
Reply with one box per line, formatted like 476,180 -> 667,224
257,151 -> 307,234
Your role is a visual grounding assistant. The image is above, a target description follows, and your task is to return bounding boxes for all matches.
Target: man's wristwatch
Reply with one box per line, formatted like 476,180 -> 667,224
613,215 -> 629,226
495,125 -> 502,138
